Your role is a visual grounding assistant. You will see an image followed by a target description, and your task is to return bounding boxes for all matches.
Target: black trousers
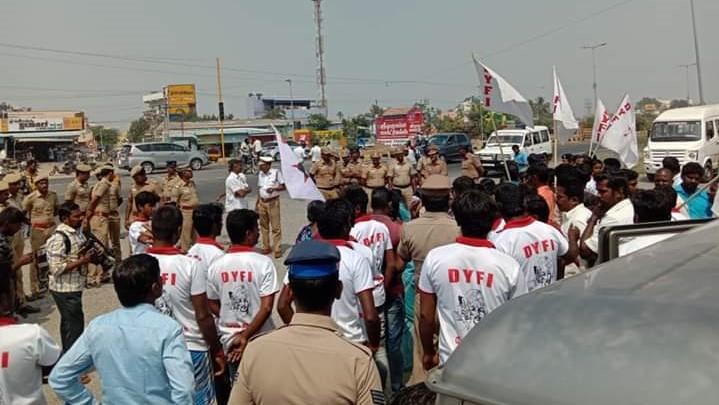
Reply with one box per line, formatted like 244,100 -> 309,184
50,290 -> 84,352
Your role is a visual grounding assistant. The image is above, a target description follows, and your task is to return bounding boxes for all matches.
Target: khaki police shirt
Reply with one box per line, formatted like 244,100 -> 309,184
388,161 -> 416,187
418,157 -> 448,180
64,179 -> 92,212
398,211 -> 460,280
341,160 -> 364,185
363,164 -> 389,188
92,178 -> 112,214
174,180 -> 199,210
229,313 -> 384,405
310,160 -> 341,189
109,177 -> 121,213
22,170 -> 38,194
460,154 -> 482,179
22,191 -> 58,225
162,174 -> 183,201
129,180 -> 162,217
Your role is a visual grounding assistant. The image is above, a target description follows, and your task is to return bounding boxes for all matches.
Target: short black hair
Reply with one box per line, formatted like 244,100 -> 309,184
228,159 -> 241,169
113,254 -> 160,307
526,194 -> 550,223
289,275 -> 339,312
682,162 -> 704,177
526,164 -> 550,184
451,190 -> 496,238
388,189 -> 403,220
317,199 -> 353,239
306,200 -> 325,223
135,191 -> 160,211
595,173 -> 630,196
226,209 -> 259,245
553,164 -> 577,185
662,157 -> 681,174
193,204 -> 224,237
576,163 -> 593,183
528,153 -> 546,167
619,168 -> 639,181
343,185 -> 369,214
419,191 -> 450,213
371,187 -> 392,211
603,157 -> 622,173
389,383 -> 437,405
494,183 -> 527,218
151,205 -> 183,243
632,189 -> 673,223
0,207 -> 26,226
452,176 -> 475,197
557,176 -> 585,201
99,168 -> 113,177
478,178 -> 497,196
58,202 -> 80,222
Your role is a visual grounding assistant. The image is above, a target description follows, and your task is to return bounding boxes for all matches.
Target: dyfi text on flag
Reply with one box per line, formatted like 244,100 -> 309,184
271,125 -> 325,201
473,55 -> 534,128
599,94 -> 639,168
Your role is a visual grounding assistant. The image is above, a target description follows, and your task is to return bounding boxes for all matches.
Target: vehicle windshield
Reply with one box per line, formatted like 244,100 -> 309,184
651,121 -> 701,142
429,136 -> 448,145
486,134 -> 524,146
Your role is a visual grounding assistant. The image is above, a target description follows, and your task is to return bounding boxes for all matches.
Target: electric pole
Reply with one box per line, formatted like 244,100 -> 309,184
286,79 -> 295,135
679,63 -> 697,103
313,0 -> 328,116
581,42 -> 607,110
690,0 -> 705,105
216,57 -> 226,159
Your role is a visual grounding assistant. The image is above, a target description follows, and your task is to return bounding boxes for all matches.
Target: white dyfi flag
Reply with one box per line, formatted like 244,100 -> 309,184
552,66 -> 579,144
272,125 -> 325,201
599,94 -> 639,168
473,54 -> 534,127
589,98 -> 610,154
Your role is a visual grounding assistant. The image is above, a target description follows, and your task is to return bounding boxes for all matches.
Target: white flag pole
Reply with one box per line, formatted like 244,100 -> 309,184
489,114 -> 512,181
553,120 -> 559,166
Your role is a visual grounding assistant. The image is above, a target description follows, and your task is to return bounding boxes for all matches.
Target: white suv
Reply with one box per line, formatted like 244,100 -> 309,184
118,142 -> 209,174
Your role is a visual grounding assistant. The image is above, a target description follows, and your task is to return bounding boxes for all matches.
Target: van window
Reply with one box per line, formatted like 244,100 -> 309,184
540,130 -> 550,143
135,144 -> 153,152
533,132 -> 542,144
651,121 -> 701,142
168,144 -> 187,152
706,121 -> 715,140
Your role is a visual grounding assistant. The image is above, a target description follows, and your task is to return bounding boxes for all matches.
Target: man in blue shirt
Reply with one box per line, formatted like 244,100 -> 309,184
674,162 -> 713,219
49,254 -> 195,405
512,145 -> 528,171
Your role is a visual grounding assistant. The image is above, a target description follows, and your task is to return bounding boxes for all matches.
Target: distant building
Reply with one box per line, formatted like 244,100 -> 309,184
246,92 -> 325,122
0,110 -> 91,160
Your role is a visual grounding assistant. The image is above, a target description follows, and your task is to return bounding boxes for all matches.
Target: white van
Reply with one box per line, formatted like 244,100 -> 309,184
644,105 -> 719,180
476,126 -> 552,169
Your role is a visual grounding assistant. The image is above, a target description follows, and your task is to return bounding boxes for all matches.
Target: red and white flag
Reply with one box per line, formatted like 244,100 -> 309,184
599,94 -> 639,168
473,54 -> 534,127
272,125 -> 325,201
552,66 -> 578,144
589,98 -> 610,154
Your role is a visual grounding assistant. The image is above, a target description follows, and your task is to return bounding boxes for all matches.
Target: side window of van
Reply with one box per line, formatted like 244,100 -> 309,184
524,134 -> 533,146
541,130 -> 550,143
707,121 -> 715,140
533,132 -> 542,144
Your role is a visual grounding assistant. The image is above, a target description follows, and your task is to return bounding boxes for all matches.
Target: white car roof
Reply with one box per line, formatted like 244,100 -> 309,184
655,104 -> 719,122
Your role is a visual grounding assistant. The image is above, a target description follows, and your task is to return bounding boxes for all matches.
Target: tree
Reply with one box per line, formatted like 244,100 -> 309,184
307,113 -> 330,131
262,107 -> 286,120
529,97 -> 552,128
369,104 -> 384,119
127,117 -> 150,143
90,125 -> 120,148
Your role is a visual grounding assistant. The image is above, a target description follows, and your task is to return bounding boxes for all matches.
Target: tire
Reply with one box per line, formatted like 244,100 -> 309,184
141,162 -> 154,174
704,160 -> 713,173
274,152 -> 280,161
190,158 -> 202,171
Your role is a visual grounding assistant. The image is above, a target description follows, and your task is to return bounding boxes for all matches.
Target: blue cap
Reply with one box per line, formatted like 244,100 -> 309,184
285,240 -> 340,279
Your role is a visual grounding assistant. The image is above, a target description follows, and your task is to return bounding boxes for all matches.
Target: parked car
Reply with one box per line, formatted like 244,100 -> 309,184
423,133 -> 472,161
117,142 -> 209,174
260,140 -> 305,161
428,218 -> 717,405
476,126 -> 552,172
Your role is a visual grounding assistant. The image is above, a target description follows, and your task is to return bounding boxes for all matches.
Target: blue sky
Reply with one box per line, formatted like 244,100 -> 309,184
1,0 -> 716,128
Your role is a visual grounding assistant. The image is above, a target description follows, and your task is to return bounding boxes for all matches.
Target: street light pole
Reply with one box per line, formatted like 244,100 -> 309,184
286,79 -> 295,135
690,0 -> 705,105
679,63 -> 696,103
581,42 -> 607,109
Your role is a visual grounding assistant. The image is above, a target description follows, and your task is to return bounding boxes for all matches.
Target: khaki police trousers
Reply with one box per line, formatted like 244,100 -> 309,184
258,198 -> 281,257
180,208 -> 196,252
319,188 -> 339,201
12,232 -> 25,304
88,215 -> 110,285
108,214 -> 122,263
30,227 -> 53,295
408,291 -> 429,385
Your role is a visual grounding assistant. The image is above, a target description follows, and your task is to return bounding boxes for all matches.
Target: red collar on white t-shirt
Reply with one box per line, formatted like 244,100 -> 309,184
354,214 -> 373,224
227,245 -> 255,253
146,246 -> 184,255
502,216 -> 535,230
0,316 -> 17,326
197,237 -> 224,250
456,236 -> 495,248
321,238 -> 353,249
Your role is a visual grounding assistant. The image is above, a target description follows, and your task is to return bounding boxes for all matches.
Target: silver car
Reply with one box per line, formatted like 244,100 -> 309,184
118,142 -> 209,174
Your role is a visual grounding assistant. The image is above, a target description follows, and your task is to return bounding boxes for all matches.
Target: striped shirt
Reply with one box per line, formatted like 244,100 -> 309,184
47,223 -> 87,293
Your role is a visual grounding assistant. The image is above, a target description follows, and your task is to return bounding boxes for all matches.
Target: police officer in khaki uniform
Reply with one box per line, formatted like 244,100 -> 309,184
21,159 -> 39,196
340,147 -> 364,187
86,166 -> 114,287
107,166 -> 123,264
229,240 -> 384,405
459,146 -> 483,181
161,160 -> 183,202
22,175 -> 58,300
362,152 -> 388,196
396,175 -> 459,385
417,144 -> 448,183
172,166 -> 199,251
5,173 -> 32,310
125,166 -> 162,229
388,147 -> 417,207
63,164 -> 92,213
310,147 -> 341,200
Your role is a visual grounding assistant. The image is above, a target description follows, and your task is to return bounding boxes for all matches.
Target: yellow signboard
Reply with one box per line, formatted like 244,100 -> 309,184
0,119 -> 7,133
167,84 -> 197,107
63,116 -> 84,130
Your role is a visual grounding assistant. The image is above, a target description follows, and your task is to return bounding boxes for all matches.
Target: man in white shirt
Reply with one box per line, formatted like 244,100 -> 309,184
252,138 -> 262,158
147,205 -> 225,404
619,188 -> 676,256
277,199 -> 381,350
557,175 -> 593,276
581,173 -> 636,265
207,209 -> 278,383
257,157 -> 286,258
128,191 -> 159,255
187,204 -> 225,274
293,142 -> 306,161
224,159 -> 251,212
419,190 -> 526,368
310,143 -> 322,163
490,184 -> 577,292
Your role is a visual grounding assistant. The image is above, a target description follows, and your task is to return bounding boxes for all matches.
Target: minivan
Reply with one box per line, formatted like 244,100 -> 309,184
476,126 -> 552,169
644,104 -> 719,181
118,142 -> 209,174
425,133 -> 473,161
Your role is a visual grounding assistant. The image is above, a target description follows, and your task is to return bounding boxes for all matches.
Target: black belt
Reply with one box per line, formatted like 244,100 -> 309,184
318,187 -> 336,190
394,184 -> 411,188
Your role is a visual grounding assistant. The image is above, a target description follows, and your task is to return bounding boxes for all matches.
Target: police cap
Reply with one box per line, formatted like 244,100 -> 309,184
76,164 -> 92,173
130,166 -> 145,177
285,240 -> 341,280
4,173 -> 21,184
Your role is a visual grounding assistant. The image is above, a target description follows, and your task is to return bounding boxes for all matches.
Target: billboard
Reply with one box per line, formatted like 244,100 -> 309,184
375,108 -> 424,145
1,112 -> 85,133
167,84 -> 197,120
